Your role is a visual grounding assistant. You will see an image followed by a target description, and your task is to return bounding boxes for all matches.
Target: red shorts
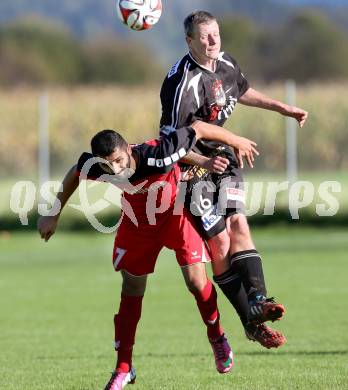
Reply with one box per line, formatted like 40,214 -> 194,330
112,209 -> 210,276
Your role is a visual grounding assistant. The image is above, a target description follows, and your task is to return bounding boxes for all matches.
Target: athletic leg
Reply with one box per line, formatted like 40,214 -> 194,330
105,270 -> 146,390
227,214 -> 266,299
190,166 -> 260,328
180,263 -> 233,373
181,262 -> 222,341
227,214 -> 285,324
114,270 -> 147,373
208,229 -> 250,328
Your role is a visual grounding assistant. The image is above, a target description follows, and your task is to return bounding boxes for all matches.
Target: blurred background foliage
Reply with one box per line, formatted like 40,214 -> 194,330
220,11 -> 348,83
1,9 -> 348,86
1,83 -> 347,176
0,18 -> 161,86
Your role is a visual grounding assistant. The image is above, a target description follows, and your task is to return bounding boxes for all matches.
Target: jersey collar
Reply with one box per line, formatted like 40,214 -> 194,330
188,51 -> 223,73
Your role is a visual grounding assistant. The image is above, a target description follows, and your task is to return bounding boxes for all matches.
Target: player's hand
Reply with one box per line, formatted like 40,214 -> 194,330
202,155 -> 230,174
37,215 -> 59,242
282,105 -> 308,128
181,170 -> 195,181
232,136 -> 259,169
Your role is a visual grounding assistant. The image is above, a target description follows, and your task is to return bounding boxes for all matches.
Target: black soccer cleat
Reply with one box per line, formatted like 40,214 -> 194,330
245,323 -> 286,349
248,297 -> 285,324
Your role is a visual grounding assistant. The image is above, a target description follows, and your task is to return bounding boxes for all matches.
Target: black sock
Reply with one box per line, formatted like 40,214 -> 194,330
230,250 -> 267,301
213,266 -> 249,327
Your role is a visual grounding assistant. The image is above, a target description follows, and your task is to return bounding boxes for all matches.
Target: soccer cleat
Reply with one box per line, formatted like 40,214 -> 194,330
209,334 -> 234,374
248,297 -> 285,324
104,367 -> 136,390
245,323 -> 286,349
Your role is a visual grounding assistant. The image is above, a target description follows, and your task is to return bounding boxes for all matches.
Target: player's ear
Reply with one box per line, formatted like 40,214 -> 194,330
186,35 -> 192,47
127,144 -> 132,154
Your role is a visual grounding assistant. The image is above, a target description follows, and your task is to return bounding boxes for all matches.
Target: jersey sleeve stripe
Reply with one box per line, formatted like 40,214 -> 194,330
171,60 -> 190,128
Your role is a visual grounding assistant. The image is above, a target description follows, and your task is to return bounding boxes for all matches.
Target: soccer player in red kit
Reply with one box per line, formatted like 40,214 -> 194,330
37,120 -> 258,389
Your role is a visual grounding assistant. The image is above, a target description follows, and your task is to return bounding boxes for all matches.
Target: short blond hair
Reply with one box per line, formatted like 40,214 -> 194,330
184,11 -> 216,38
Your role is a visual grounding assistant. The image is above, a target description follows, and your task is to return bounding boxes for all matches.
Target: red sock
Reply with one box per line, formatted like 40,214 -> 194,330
191,280 -> 223,341
114,294 -> 143,373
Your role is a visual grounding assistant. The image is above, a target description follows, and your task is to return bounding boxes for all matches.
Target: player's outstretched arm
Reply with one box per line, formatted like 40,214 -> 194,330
37,165 -> 79,242
190,120 -> 259,169
239,87 -> 308,128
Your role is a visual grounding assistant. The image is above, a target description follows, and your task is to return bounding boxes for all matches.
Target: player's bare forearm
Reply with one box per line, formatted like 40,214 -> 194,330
180,151 -> 210,166
191,120 -> 238,146
239,87 -> 308,127
190,120 -> 259,168
239,88 -> 283,111
54,165 -> 80,215
37,165 -> 79,242
180,151 -> 230,175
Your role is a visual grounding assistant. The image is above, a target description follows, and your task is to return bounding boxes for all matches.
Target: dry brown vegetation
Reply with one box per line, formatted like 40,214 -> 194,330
0,83 -> 347,176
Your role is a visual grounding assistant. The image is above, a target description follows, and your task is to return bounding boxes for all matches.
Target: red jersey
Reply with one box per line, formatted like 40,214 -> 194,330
76,126 -> 197,225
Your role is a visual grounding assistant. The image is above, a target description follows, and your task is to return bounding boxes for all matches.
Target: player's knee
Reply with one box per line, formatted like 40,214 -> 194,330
185,275 -> 207,293
208,230 -> 230,263
181,262 -> 208,293
229,214 -> 250,239
121,272 -> 147,296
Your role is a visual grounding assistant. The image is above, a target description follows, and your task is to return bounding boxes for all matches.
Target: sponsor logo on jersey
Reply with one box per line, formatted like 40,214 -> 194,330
186,165 -> 208,180
191,250 -> 201,260
209,95 -> 238,121
208,80 -> 239,121
201,205 -> 223,231
212,79 -> 226,107
226,188 -> 245,203
168,60 -> 181,78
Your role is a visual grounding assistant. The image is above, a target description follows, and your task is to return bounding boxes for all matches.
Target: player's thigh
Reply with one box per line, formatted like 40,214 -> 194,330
164,211 -> 210,292
165,210 -> 210,265
207,229 -> 230,275
113,222 -> 163,276
226,213 -> 251,238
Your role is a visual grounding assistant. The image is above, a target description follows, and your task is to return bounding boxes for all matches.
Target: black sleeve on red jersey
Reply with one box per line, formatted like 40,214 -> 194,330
136,126 -> 197,174
76,152 -> 107,180
224,53 -> 250,98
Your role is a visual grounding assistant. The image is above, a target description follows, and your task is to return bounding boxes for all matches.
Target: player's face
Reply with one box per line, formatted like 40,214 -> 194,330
187,21 -> 221,63
100,145 -> 135,179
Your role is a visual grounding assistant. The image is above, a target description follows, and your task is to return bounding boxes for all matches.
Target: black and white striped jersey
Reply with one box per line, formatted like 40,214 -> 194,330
159,51 -> 249,157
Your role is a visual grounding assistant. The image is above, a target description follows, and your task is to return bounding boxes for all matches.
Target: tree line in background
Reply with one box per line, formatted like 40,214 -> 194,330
220,10 -> 348,83
0,10 -> 348,86
0,18 -> 162,86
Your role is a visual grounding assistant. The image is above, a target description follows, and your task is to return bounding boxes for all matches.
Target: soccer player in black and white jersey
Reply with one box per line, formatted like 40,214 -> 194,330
160,10 -> 308,349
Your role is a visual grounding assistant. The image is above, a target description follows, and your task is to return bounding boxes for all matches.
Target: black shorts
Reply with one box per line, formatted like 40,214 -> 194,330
184,150 -> 246,240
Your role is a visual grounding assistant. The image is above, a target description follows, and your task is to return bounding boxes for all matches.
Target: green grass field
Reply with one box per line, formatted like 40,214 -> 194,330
1,228 -> 347,389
